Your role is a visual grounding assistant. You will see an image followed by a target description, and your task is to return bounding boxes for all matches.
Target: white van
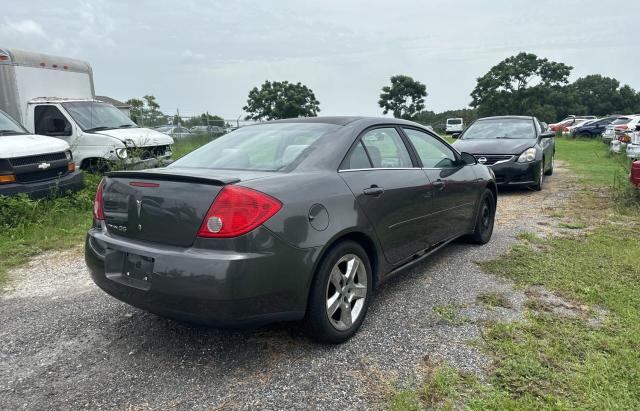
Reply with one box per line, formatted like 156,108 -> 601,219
0,48 -> 174,170
445,118 -> 464,134
0,109 -> 83,197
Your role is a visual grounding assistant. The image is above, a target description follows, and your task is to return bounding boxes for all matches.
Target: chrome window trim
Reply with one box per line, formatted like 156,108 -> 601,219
338,167 -> 421,173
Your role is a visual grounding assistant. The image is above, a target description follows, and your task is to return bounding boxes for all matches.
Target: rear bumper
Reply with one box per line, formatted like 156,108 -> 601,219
0,170 -> 84,198
85,225 -> 318,327
489,161 -> 541,186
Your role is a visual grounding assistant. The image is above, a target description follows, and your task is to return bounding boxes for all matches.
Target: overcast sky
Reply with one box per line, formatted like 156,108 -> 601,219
2,0 -> 639,119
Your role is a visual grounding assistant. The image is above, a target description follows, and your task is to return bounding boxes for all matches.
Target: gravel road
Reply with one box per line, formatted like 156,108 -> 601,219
0,165 -> 574,410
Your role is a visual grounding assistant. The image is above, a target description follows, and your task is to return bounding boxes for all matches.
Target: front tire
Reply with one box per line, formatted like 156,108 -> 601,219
305,241 -> 372,344
465,188 -> 495,244
545,153 -> 554,176
532,160 -> 545,191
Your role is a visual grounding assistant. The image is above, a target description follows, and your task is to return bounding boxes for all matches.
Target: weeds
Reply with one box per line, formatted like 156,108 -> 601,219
478,292 -> 512,309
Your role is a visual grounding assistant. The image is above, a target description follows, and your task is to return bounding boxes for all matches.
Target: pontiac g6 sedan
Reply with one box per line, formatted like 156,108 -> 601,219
85,117 -> 497,343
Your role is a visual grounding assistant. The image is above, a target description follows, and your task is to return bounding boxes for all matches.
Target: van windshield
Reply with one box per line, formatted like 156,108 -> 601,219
0,111 -> 27,135
62,101 -> 137,132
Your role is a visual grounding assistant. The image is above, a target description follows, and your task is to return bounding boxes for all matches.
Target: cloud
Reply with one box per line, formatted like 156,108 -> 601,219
1,18 -> 46,37
181,49 -> 206,63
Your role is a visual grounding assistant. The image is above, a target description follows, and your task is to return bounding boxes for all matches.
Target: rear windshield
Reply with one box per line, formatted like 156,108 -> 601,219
611,117 -> 632,125
447,119 -> 462,124
169,122 -> 339,171
460,118 -> 535,140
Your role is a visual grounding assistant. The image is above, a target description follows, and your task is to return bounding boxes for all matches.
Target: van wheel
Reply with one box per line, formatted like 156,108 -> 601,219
305,241 -> 372,344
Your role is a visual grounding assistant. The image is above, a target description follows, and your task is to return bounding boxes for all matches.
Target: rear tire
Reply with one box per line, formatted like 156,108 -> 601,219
305,241 -> 372,344
465,189 -> 495,245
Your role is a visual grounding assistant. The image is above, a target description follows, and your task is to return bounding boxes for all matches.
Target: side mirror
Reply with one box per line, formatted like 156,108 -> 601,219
540,131 -> 555,139
460,152 -> 477,165
451,132 -> 462,139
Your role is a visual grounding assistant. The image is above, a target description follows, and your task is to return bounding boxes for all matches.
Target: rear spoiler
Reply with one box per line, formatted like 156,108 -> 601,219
105,170 -> 240,186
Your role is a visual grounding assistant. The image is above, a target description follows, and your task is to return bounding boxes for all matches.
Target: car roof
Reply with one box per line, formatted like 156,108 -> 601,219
262,116 -> 425,127
475,115 -> 535,121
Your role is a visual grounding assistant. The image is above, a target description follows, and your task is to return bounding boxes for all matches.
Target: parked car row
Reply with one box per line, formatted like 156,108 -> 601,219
153,125 -> 227,139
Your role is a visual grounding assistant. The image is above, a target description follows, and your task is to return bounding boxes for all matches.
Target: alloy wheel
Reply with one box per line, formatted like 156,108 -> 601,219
325,254 -> 368,331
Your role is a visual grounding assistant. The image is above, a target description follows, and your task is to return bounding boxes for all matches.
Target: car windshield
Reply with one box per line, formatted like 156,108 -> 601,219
0,111 -> 27,135
170,122 -> 339,171
62,101 -> 137,132
460,118 -> 535,140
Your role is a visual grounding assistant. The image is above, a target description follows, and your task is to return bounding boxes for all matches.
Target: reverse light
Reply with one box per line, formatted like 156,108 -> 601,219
93,177 -> 105,220
197,186 -> 282,238
0,174 -> 16,184
517,148 -> 537,163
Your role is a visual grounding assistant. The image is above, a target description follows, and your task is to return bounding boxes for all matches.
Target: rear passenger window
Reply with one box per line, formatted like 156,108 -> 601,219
341,141 -> 372,169
360,128 -> 412,168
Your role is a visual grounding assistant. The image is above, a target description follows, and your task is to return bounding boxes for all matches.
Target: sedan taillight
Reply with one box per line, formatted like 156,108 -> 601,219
93,177 -> 105,220
197,186 -> 282,238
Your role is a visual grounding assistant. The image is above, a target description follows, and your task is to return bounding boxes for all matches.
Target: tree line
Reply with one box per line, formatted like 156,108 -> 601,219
125,51 -> 640,130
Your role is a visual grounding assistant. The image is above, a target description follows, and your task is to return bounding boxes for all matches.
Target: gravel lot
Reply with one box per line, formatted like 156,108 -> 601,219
0,165 -> 574,410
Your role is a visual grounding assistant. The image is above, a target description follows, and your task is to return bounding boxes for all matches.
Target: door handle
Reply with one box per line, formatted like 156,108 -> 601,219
432,180 -> 445,190
363,185 -> 384,196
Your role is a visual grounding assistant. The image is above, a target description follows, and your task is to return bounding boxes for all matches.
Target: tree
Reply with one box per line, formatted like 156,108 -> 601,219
378,75 -> 427,119
470,52 -> 572,119
125,98 -> 144,124
243,80 -> 320,121
141,94 -> 166,126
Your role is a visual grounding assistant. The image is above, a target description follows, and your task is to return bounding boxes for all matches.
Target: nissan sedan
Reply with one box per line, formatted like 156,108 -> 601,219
85,117 -> 497,343
453,116 -> 555,190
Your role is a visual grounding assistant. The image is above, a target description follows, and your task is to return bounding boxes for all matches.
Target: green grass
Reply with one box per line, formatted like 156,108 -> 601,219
477,292 -> 512,309
554,137 -> 629,186
433,303 -> 469,326
0,174 -> 101,284
171,133 -> 213,159
387,136 -> 640,410
389,366 -> 480,410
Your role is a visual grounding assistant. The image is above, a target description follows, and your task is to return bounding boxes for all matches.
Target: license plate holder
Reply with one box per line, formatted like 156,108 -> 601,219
123,253 -> 155,283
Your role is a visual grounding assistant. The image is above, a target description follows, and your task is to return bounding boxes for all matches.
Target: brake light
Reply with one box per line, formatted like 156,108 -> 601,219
615,125 -> 628,130
93,177 -> 105,220
198,186 -> 282,238
129,181 -> 160,188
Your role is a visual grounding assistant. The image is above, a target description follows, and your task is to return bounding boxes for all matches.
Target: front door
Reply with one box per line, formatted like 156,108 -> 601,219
339,127 -> 435,265
402,127 -> 478,244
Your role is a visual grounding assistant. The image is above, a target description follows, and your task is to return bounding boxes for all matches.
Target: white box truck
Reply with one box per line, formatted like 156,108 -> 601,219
0,47 -> 174,170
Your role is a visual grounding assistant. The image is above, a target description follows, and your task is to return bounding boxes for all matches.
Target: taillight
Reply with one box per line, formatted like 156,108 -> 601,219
93,177 -> 105,220
616,125 -> 628,130
197,186 -> 282,238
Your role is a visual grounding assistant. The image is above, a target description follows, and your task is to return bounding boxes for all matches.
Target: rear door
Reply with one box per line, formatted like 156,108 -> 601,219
402,127 -> 478,243
339,127 -> 435,265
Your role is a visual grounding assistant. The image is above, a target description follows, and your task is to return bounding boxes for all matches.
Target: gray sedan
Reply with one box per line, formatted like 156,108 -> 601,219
85,117 -> 497,343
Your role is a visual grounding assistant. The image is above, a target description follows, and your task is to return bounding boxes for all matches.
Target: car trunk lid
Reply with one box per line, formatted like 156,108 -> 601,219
101,168 -> 273,247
